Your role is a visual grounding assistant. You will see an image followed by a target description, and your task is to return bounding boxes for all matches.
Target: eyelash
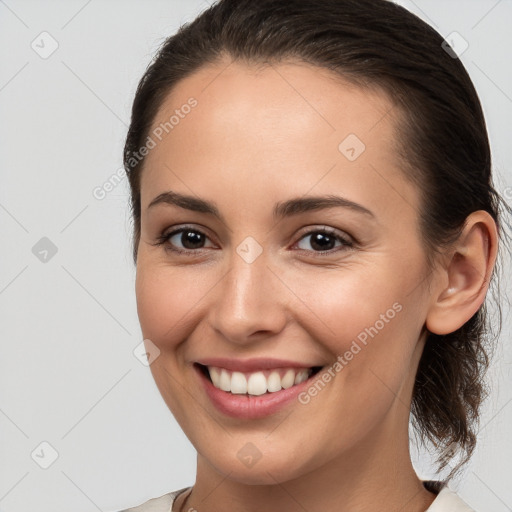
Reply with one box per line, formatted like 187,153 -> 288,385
153,225 -> 355,257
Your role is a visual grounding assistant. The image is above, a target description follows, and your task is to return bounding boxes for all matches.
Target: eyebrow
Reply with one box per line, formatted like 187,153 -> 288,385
147,190 -> 375,221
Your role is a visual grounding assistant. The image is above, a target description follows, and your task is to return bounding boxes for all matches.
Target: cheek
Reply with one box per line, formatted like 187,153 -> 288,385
289,264 -> 405,347
292,276 -> 420,456
292,266 -> 422,402
134,263 -> 209,423
135,263 -> 207,345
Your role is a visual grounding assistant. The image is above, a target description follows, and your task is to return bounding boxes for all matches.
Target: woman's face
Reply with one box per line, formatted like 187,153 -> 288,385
135,59 -> 434,484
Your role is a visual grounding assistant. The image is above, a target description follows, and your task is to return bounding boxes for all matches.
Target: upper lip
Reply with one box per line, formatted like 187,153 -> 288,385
195,357 -> 321,373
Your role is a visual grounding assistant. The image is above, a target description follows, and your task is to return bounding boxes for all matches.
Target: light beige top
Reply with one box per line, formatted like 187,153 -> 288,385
118,481 -> 475,512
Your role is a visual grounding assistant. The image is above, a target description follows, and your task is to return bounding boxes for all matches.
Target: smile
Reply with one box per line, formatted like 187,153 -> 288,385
198,364 -> 323,396
194,362 -> 325,419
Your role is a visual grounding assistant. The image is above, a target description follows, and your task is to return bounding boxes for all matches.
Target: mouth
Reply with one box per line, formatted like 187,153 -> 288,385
194,362 -> 324,396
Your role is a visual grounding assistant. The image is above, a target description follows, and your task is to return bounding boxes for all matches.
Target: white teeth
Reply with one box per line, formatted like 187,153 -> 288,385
209,367 -> 220,387
267,371 -> 282,392
206,366 -> 313,395
230,371 -> 247,394
294,370 -> 309,385
219,369 -> 231,392
281,369 -> 296,389
247,372 -> 267,396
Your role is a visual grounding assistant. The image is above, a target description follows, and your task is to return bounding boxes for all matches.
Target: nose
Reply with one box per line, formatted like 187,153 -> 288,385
207,247 -> 289,346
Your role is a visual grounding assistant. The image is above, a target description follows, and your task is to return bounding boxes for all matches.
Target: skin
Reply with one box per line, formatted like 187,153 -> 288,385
134,56 -> 498,512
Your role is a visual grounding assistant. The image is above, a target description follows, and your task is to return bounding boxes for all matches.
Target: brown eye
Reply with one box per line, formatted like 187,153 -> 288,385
295,228 -> 353,254
169,229 -> 208,250
155,226 -> 216,255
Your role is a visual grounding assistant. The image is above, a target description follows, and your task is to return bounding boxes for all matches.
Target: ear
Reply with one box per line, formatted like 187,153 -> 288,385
425,210 -> 498,335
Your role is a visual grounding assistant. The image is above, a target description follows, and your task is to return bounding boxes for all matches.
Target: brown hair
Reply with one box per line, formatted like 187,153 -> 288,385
123,0 -> 510,479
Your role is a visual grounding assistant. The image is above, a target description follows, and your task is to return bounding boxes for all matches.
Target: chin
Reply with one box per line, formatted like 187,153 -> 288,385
202,446 -> 316,486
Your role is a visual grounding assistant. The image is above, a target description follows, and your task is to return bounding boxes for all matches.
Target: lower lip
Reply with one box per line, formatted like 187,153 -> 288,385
194,364 -> 321,419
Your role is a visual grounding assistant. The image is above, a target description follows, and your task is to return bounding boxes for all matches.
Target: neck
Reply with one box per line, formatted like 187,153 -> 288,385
181,410 -> 437,512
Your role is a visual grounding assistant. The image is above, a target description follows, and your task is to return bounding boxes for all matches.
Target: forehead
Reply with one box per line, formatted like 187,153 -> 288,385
140,58 -> 418,218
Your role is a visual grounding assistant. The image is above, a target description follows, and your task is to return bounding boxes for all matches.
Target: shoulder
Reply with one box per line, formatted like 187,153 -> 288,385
115,487 -> 191,512
426,484 -> 476,511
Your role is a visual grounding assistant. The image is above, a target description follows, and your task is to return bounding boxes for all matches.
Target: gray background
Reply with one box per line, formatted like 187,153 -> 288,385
0,1 -> 511,511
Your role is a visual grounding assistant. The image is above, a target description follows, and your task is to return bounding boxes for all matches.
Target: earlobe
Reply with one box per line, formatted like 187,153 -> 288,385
425,211 -> 498,335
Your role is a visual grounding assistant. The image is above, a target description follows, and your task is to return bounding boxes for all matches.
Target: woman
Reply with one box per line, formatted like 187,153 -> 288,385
119,0 -> 509,510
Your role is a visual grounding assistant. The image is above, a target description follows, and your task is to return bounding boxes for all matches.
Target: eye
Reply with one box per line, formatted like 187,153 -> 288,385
293,227 -> 354,255
153,225 -> 354,257
154,226 -> 215,255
